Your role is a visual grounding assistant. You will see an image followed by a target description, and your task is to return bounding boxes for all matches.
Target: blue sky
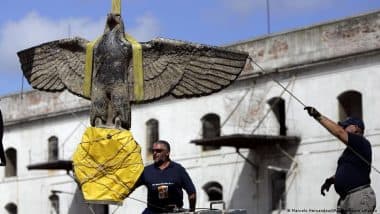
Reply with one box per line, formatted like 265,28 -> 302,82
1,0 -> 380,96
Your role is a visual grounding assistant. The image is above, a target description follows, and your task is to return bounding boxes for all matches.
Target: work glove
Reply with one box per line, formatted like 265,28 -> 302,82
321,177 -> 334,196
304,106 -> 321,120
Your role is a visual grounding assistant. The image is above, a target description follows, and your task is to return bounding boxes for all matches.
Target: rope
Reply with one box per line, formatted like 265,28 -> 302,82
88,204 -> 96,214
80,130 -> 123,144
20,73 -> 24,100
75,130 -> 138,173
73,128 -> 144,204
286,76 -> 297,115
111,205 -> 120,214
240,81 -> 274,127
84,193 -> 198,213
128,196 -> 162,212
77,140 -> 139,183
127,196 -> 184,213
251,77 -> 295,134
247,56 -> 380,175
57,96 -> 89,129
225,64 -> 296,199
220,88 -> 251,128
346,144 -> 380,174
127,196 -> 219,213
60,120 -> 86,158
248,56 -> 306,107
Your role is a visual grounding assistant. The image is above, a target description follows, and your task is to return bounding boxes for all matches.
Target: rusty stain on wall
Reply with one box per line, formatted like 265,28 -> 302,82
322,15 -> 380,51
268,39 -> 289,59
232,12 -> 380,78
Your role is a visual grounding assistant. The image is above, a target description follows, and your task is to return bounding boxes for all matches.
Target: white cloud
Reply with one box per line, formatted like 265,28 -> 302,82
126,13 -> 161,42
0,12 -> 104,74
222,0 -> 256,17
0,11 -> 161,75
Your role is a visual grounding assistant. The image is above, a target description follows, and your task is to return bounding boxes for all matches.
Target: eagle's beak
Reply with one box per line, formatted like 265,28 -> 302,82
106,13 -> 121,29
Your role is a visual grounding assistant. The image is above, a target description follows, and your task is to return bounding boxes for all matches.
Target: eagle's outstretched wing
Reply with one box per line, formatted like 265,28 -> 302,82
129,38 -> 248,103
17,37 -> 90,99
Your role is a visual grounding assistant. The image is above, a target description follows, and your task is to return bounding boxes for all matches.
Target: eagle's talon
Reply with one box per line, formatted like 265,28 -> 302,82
115,117 -> 122,129
94,117 -> 104,127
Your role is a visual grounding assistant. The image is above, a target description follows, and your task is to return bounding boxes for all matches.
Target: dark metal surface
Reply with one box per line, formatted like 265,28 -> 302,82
27,160 -> 73,171
0,109 -> 6,166
17,12 -> 248,130
191,134 -> 300,149
91,14 -> 131,129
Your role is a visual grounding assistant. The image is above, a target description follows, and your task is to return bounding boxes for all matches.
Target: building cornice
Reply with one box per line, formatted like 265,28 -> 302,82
227,10 -> 380,78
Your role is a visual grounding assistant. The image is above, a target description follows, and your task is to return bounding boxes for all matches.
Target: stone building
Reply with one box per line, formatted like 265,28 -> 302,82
0,9 -> 379,214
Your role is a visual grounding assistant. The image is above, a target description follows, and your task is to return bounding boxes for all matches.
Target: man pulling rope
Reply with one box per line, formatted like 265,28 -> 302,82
305,106 -> 376,214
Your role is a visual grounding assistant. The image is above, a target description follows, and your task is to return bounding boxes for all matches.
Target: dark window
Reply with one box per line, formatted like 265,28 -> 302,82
267,97 -> 286,136
49,192 -> 60,214
271,171 -> 286,211
103,205 -> 109,214
203,181 -> 223,201
338,90 -> 362,120
201,113 -> 221,151
5,148 -> 17,177
146,119 -> 159,154
48,136 -> 59,161
4,202 -> 17,214
91,204 -> 109,213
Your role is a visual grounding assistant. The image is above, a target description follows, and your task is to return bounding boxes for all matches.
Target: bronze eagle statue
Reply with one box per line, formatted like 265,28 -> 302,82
17,13 -> 248,130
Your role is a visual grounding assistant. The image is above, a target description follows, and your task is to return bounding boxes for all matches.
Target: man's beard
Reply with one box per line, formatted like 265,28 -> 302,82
154,159 -> 164,167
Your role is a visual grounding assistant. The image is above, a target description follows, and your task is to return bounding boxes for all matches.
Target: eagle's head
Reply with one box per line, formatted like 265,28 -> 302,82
104,13 -> 125,34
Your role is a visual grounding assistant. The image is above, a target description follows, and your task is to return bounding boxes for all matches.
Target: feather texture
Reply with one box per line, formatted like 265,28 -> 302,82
18,37 -> 248,103
128,38 -> 248,102
17,37 -> 90,99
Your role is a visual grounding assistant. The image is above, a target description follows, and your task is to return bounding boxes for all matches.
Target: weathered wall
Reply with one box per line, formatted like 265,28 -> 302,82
0,90 -> 89,126
232,11 -> 380,78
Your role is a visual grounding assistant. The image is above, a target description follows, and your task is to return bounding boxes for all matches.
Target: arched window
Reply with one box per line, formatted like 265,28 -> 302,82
49,192 -> 60,214
201,113 -> 221,151
267,97 -> 286,136
338,90 -> 362,120
203,181 -> 223,201
5,148 -> 17,177
48,136 -> 59,161
271,171 -> 286,211
146,119 -> 159,154
4,202 -> 17,214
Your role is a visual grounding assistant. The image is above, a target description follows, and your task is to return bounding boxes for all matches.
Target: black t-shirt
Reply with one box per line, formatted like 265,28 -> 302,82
334,133 -> 372,196
0,109 -> 3,142
0,109 -> 5,165
139,161 -> 196,213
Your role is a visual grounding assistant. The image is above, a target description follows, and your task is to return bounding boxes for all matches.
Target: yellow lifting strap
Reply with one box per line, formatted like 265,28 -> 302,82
125,33 -> 144,101
83,34 -> 144,100
83,0 -> 144,100
73,127 -> 144,204
112,0 -> 121,15
83,37 -> 101,98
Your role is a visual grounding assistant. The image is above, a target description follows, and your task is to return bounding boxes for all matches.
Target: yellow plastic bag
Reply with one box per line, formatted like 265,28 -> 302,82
73,127 -> 144,204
